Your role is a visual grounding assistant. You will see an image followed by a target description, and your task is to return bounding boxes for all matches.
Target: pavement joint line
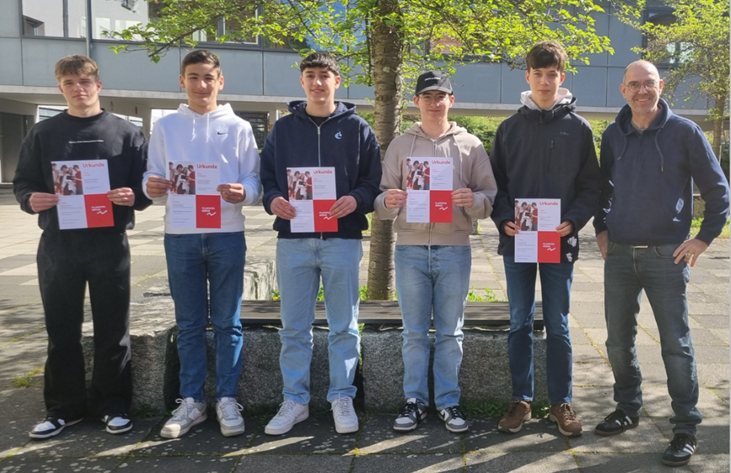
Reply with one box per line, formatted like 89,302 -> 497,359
705,387 -> 730,407
0,325 -> 46,348
570,313 -> 610,363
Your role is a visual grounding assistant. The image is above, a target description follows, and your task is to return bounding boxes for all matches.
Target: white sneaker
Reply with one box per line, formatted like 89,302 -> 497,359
264,399 -> 309,435
160,397 -> 207,439
331,397 -> 358,434
216,397 -> 245,437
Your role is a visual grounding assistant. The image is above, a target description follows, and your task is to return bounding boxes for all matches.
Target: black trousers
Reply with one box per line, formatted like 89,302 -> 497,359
37,230 -> 132,420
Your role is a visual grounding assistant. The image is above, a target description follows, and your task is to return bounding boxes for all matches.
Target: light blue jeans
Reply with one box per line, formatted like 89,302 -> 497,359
503,256 -> 574,405
604,241 -> 701,435
164,232 -> 246,402
395,245 -> 471,410
276,238 -> 362,404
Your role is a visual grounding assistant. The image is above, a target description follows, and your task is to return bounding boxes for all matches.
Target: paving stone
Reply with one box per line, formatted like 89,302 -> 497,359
0,456 -> 121,472
238,454 -> 353,472
12,418 -> 161,459
465,452 -> 579,472
357,415 -> 462,454
573,453 -> 694,472
463,418 -> 568,453
697,364 -> 729,389
352,453 -> 464,472
117,456 -> 239,472
132,416 -> 256,456
246,416 -> 357,455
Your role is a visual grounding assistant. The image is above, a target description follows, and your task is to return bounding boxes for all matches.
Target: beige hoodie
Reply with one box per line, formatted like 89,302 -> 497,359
374,122 -> 497,246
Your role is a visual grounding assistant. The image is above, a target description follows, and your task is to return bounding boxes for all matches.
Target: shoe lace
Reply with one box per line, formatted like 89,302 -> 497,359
332,397 -> 352,418
275,399 -> 298,419
506,401 -> 523,419
444,406 -> 464,420
219,399 -> 243,419
559,403 -> 576,421
604,409 -> 627,424
171,398 -> 192,421
670,433 -> 695,450
400,401 -> 419,417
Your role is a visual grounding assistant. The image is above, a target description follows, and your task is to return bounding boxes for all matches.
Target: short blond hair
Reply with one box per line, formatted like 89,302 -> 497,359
54,55 -> 100,82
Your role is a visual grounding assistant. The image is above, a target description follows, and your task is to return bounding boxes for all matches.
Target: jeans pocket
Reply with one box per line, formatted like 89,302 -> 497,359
652,243 -> 678,259
606,241 -> 617,255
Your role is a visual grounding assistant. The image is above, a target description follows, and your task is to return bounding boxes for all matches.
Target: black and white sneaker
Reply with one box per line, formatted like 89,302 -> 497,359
102,414 -> 133,435
393,398 -> 427,432
662,433 -> 697,466
29,417 -> 83,439
594,409 -> 639,436
438,405 -> 468,433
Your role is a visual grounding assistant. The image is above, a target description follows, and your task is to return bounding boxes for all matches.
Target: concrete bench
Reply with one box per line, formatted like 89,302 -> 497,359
82,260 -> 548,413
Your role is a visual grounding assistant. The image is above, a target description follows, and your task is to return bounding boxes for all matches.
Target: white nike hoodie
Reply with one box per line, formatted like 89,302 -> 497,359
143,103 -> 261,234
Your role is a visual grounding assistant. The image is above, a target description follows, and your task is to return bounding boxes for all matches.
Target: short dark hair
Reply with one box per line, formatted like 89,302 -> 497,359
181,50 -> 222,77
300,52 -> 340,76
526,41 -> 567,72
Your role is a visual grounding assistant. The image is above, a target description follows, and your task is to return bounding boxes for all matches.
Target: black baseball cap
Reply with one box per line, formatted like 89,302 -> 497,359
414,71 -> 453,96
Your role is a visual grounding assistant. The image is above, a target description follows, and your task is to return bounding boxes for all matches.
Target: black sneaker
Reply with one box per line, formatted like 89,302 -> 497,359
102,414 -> 133,435
594,409 -> 639,436
393,398 -> 427,432
29,417 -> 83,439
662,433 -> 697,466
438,405 -> 468,433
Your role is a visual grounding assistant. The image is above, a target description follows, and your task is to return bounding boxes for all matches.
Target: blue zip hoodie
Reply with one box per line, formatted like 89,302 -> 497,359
594,99 -> 729,245
260,100 -> 382,239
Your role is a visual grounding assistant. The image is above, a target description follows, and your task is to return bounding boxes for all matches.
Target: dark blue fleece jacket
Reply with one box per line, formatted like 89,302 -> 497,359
594,99 -> 729,246
260,100 -> 381,239
490,96 -> 601,263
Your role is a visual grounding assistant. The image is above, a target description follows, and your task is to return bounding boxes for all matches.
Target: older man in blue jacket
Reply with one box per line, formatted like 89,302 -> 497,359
594,60 -> 729,467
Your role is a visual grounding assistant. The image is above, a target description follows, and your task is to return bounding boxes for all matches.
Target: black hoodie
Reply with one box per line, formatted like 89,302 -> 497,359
490,94 -> 601,263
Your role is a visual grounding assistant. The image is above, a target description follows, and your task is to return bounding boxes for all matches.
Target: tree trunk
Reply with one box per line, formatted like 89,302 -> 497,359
365,0 -> 403,300
711,98 -> 725,160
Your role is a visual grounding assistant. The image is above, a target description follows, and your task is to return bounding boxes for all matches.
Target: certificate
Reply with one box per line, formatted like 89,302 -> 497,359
406,157 -> 453,223
53,160 -> 113,230
288,166 -> 338,233
514,198 -> 561,263
169,162 -> 221,229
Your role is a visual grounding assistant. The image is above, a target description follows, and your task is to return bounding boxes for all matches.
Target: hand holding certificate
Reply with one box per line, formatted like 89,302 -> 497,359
406,157 -> 453,223
288,166 -> 338,233
513,198 -> 561,263
53,159 -> 114,230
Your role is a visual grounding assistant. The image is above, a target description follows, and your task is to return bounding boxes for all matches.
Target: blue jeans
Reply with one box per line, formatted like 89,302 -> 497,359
276,238 -> 362,404
165,232 -> 246,402
503,256 -> 574,405
395,245 -> 471,410
604,241 -> 701,435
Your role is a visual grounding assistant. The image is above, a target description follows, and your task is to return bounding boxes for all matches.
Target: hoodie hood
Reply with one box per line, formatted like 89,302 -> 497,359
518,90 -> 577,123
287,100 -> 357,121
613,98 -> 672,172
176,103 -> 237,142
520,88 -> 573,110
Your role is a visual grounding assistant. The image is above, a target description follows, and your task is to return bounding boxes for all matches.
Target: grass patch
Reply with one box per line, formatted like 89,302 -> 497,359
12,367 -> 43,388
467,287 -> 505,302
690,217 -> 730,239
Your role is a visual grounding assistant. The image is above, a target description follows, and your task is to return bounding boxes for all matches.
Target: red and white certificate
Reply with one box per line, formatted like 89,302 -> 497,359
53,159 -> 114,230
288,166 -> 338,233
514,198 -> 561,263
169,161 -> 221,229
406,157 -> 453,223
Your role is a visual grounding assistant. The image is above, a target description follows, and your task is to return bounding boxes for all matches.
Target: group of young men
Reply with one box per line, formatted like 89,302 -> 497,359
12,39 -> 728,468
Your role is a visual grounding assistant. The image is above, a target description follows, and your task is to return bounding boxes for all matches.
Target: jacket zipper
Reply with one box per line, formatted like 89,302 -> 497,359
548,139 -> 554,173
308,116 -> 330,239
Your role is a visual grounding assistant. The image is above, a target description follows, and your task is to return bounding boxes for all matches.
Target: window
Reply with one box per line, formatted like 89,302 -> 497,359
21,0 -> 86,38
644,8 -> 692,65
91,0 -> 150,39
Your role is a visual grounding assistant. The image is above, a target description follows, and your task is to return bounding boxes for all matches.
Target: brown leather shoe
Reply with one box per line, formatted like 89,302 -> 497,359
498,401 -> 531,433
549,403 -> 582,437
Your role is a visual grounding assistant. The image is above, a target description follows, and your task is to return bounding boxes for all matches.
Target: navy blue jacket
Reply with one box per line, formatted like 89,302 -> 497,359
260,101 -> 381,239
594,99 -> 729,245
490,97 -> 601,263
